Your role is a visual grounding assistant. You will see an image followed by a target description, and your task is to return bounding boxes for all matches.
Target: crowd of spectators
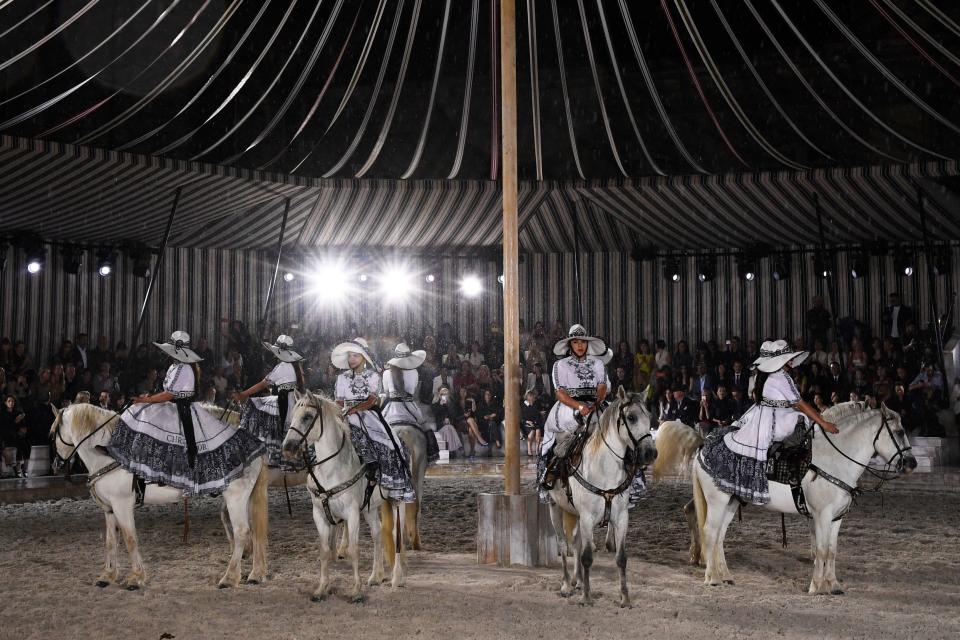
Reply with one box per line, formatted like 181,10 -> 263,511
1,292 -> 956,474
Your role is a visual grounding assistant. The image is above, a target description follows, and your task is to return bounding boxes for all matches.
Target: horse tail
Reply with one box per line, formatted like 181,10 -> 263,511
249,458 -> 270,577
692,466 -> 707,557
651,421 -> 703,481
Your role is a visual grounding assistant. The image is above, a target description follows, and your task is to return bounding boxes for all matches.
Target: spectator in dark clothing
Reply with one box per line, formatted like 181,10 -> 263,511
88,335 -> 113,373
1,395 -> 28,477
609,342 -> 634,385
666,386 -> 698,426
881,292 -> 914,346
710,385 -> 737,427
689,362 -> 715,397
825,361 -> 848,399
476,389 -> 503,450
520,390 -> 543,456
721,337 -> 746,371
727,360 -> 749,396
806,295 -> 832,350
730,387 -> 751,421
611,365 -> 633,393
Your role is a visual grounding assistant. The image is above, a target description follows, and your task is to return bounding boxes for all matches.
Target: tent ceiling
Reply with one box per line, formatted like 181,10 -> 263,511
2,135 -> 958,252
0,0 -> 959,182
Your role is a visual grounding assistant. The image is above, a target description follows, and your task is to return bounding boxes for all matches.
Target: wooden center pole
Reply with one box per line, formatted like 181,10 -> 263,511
500,0 -> 520,495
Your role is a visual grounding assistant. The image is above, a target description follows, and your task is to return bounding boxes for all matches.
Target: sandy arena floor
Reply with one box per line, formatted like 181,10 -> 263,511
1,471 -> 958,640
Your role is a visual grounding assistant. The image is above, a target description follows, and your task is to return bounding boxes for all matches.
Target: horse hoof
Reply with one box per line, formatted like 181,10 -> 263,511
95,580 -> 110,589
831,588 -> 845,595
126,584 -> 140,592
245,579 -> 260,586
723,579 -> 735,586
619,598 -> 632,609
311,594 -> 326,603
350,593 -> 365,604
217,583 -> 230,590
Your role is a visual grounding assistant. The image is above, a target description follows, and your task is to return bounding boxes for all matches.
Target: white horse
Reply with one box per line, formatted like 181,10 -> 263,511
653,402 -> 917,594
51,403 -> 269,589
547,387 -> 658,606
280,391 -> 406,602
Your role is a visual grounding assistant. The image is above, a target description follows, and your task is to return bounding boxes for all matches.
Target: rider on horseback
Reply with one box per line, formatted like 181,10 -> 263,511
698,339 -> 840,505
537,324 -> 608,497
234,335 -> 305,470
382,343 -> 440,463
331,338 -> 416,503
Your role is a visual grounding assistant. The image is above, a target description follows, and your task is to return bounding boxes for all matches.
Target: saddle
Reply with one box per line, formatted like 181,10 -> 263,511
766,422 -> 813,486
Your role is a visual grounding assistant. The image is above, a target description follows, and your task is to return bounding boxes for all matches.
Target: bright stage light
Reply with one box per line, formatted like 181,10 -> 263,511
26,260 -> 41,274
283,272 -> 295,282
461,275 -> 482,297
425,273 -> 436,283
379,268 -> 414,301
307,262 -> 352,302
497,274 -> 504,284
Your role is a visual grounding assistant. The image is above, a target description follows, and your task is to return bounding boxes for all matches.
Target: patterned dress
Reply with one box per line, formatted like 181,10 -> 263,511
382,368 -> 439,463
108,363 -> 265,495
699,371 -> 805,504
238,361 -> 298,470
336,369 -> 416,503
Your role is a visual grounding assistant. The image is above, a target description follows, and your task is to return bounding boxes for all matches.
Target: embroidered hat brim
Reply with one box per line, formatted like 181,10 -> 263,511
262,341 -> 304,363
387,350 -> 426,369
153,342 -> 203,364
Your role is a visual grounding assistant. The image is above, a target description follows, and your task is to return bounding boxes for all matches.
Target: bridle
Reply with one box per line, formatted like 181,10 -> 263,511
568,397 -> 653,527
818,405 -> 913,491
286,395 -> 365,526
51,407 -> 117,470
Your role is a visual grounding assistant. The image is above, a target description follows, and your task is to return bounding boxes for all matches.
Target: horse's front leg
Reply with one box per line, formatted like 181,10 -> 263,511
336,522 -> 349,559
824,518 -> 844,595
549,502 -> 573,597
808,514 -> 833,595
311,503 -> 334,601
613,503 -> 631,608
576,510 -> 595,606
113,501 -> 147,590
346,508 -> 364,602
96,511 -> 119,587
365,499 -> 386,586
220,494 -> 250,588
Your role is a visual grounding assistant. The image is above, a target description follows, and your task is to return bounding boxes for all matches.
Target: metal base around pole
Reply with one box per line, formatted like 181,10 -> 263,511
477,492 -> 558,567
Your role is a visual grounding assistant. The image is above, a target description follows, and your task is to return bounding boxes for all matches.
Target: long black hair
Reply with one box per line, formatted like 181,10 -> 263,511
751,370 -> 769,404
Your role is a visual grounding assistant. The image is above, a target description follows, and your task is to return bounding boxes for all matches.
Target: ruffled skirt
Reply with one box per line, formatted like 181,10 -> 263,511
699,426 -> 770,505
348,411 -> 416,503
108,401 -> 265,496
239,398 -> 299,472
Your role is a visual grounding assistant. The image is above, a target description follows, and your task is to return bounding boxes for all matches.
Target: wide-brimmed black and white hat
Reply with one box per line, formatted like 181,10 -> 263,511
752,339 -> 808,373
386,342 -> 426,369
331,337 -> 378,370
596,347 -> 614,365
153,331 -> 203,364
263,335 -> 304,363
553,324 -> 607,357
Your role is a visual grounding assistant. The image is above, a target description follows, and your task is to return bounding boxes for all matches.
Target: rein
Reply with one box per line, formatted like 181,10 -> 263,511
53,404 -> 128,471
568,399 -> 651,527
289,397 -> 366,526
817,408 -> 911,493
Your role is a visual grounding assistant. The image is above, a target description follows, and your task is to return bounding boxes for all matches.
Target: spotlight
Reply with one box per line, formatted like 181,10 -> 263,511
894,247 -> 915,277
813,253 -> 831,278
696,256 -> 715,283
283,271 -> 295,282
460,274 -> 483,297
96,248 -> 116,277
663,256 -> 681,282
307,260 -> 351,302
498,274 -> 504,284
425,273 -> 436,283
736,252 -> 757,282
850,251 -> 868,280
60,245 -> 83,275
358,273 -> 368,283
379,268 -> 414,302
771,253 -> 790,281
24,240 -> 45,274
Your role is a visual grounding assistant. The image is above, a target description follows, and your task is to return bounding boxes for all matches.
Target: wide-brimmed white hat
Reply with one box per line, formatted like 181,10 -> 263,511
753,339 -> 808,373
596,348 -> 614,365
263,335 -> 304,363
153,331 -> 203,364
553,324 -> 607,357
386,342 -> 426,369
331,337 -> 378,370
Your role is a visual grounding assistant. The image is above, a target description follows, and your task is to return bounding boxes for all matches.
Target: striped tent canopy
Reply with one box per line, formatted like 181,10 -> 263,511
2,134 -> 959,252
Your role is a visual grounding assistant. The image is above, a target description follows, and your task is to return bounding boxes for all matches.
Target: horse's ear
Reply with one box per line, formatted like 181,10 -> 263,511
616,385 -> 627,401
293,390 -> 303,403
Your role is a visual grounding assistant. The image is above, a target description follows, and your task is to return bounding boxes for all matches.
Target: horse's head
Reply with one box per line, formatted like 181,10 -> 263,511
281,390 -> 338,461
50,404 -> 117,465
609,386 -> 657,466
875,404 -> 917,474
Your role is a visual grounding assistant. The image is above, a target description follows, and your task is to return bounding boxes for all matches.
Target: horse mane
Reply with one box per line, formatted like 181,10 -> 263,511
821,401 -> 870,422
304,390 -> 350,438
587,393 -> 648,454
64,403 -> 120,437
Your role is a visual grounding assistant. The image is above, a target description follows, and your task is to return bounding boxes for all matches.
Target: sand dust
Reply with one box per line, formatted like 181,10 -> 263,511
1,473 -> 958,640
